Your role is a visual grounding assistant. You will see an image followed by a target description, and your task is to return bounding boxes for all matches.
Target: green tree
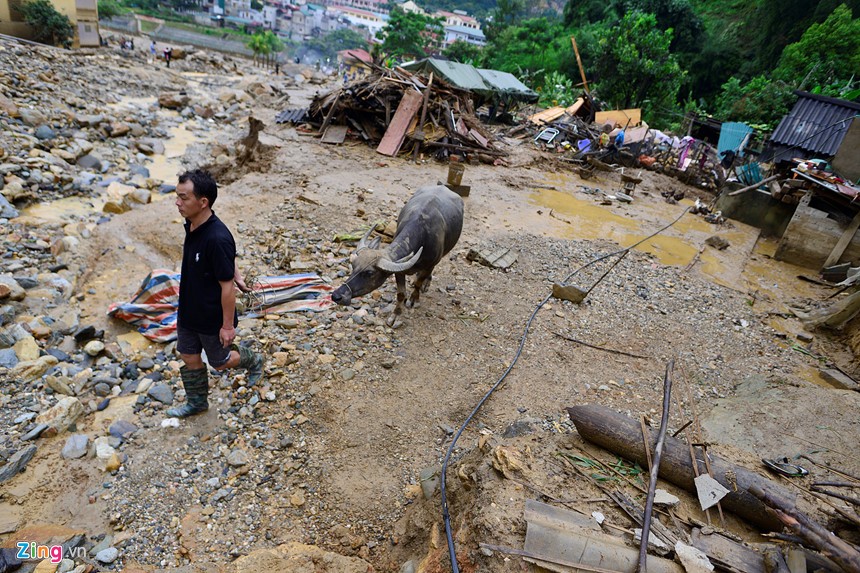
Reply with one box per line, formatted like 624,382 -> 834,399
376,7 -> 443,62
563,0 -> 615,26
621,0 -> 702,54
97,0 -> 122,20
443,39 -> 484,65
592,12 -> 685,120
485,0 -> 526,41
483,17 -> 575,87
714,75 -> 795,128
20,0 -> 73,46
247,30 -> 282,68
774,4 -> 860,94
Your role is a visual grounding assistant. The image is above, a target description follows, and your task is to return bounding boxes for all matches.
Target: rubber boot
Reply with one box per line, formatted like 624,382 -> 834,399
237,345 -> 264,386
166,366 -> 209,418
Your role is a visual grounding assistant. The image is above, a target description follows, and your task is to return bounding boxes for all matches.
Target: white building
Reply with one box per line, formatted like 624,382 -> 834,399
444,24 -> 485,46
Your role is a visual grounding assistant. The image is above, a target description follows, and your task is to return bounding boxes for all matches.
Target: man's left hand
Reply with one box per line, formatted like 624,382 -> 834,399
220,326 -> 236,348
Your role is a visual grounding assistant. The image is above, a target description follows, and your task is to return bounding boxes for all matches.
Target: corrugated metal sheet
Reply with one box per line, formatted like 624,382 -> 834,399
477,68 -> 539,103
770,91 -> 860,156
402,59 -> 538,103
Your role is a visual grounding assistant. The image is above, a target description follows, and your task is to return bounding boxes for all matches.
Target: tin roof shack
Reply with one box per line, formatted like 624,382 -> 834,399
763,91 -> 860,171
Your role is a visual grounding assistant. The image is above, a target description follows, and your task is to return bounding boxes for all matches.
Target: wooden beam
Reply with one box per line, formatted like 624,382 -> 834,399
570,36 -> 590,95
727,174 -> 781,196
823,209 -> 860,269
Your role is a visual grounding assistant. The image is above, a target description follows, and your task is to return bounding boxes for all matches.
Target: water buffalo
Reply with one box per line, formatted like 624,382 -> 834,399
331,184 -> 464,327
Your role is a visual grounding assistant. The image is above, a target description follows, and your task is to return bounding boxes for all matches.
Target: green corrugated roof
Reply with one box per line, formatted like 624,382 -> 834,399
401,58 -> 537,103
477,68 -> 539,103
402,58 -> 490,94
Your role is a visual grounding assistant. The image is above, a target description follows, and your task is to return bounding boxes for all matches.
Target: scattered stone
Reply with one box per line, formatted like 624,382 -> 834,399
94,547 -> 118,564
705,236 -> 730,250
56,432 -> 90,459
0,445 -> 38,483
147,384 -> 174,405
694,474 -> 730,511
653,489 -> 680,507
109,420 -> 138,441
21,423 -> 49,441
227,449 -> 249,467
83,340 -> 105,356
36,397 -> 84,433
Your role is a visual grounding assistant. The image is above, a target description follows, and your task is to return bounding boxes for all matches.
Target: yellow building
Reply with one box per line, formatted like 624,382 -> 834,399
0,0 -> 100,47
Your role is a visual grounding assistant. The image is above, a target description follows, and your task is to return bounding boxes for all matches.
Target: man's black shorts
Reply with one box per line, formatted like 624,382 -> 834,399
176,325 -> 231,367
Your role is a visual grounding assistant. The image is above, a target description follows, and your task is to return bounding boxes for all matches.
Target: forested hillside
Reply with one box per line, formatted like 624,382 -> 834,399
406,0 -> 860,130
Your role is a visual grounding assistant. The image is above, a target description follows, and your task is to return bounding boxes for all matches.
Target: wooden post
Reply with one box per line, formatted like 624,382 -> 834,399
570,36 -> 589,95
413,72 -> 433,162
822,209 -> 860,268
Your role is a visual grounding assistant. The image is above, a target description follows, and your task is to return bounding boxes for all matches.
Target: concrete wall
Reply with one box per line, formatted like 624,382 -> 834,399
716,188 -> 796,238
774,192 -> 860,269
833,119 -> 860,184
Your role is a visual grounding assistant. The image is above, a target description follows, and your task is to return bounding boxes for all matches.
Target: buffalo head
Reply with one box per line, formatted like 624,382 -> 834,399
330,226 -> 423,306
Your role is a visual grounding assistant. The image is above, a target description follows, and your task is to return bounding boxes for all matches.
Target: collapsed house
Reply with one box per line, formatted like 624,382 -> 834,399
276,59 -> 537,161
717,91 -> 860,271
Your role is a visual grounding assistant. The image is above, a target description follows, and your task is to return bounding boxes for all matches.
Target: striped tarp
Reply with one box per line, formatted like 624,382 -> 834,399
108,270 -> 334,342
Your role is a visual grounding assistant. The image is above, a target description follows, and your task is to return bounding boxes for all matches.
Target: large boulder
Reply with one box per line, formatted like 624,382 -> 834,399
158,92 -> 190,109
36,396 -> 84,432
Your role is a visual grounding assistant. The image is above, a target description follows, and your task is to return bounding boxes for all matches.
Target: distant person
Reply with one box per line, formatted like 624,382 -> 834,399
163,46 -> 172,67
167,169 -> 265,418
150,40 -> 156,58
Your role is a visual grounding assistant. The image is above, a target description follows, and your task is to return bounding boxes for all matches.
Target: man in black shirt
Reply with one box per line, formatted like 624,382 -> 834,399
167,169 -> 264,418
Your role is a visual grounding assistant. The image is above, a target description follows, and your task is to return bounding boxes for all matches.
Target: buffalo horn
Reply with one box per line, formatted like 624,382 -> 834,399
356,225 -> 377,251
377,247 -> 424,272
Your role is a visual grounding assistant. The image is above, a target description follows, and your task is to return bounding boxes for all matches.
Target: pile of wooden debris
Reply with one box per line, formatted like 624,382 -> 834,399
276,65 -> 504,160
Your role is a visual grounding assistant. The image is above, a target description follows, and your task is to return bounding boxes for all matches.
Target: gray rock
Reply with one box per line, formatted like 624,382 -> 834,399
226,449 -> 249,467
76,154 -> 103,171
0,445 -> 37,483
95,547 -> 118,564
13,412 -> 36,424
128,164 -> 150,178
93,382 -> 111,397
0,194 -> 18,219
137,357 -> 154,370
147,384 -> 174,404
108,420 -> 138,440
34,125 -> 55,140
0,348 -> 18,369
21,423 -> 49,441
61,434 -> 89,459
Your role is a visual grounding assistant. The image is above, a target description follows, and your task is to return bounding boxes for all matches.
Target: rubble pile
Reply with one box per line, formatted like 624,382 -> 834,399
277,65 -> 503,160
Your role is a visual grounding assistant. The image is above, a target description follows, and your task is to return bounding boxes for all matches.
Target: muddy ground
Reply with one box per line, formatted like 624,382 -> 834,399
2,47 -> 859,573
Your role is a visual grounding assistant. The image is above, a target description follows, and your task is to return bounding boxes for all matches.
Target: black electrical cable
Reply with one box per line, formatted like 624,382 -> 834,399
440,205 -> 692,573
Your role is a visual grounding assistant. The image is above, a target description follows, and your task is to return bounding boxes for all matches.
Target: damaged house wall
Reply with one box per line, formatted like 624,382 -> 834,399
774,192 -> 860,268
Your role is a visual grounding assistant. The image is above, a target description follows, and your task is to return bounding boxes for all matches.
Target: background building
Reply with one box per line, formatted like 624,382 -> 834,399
0,0 -> 100,47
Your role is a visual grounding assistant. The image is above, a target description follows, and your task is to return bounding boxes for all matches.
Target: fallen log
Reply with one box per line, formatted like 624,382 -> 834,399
567,404 -> 794,531
749,484 -> 860,572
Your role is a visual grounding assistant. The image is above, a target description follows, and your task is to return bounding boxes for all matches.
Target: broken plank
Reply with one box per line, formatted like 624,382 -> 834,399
376,90 -> 423,157
819,368 -> 859,391
468,128 -> 489,148
822,209 -> 860,268
523,499 -> 683,573
320,125 -> 348,144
